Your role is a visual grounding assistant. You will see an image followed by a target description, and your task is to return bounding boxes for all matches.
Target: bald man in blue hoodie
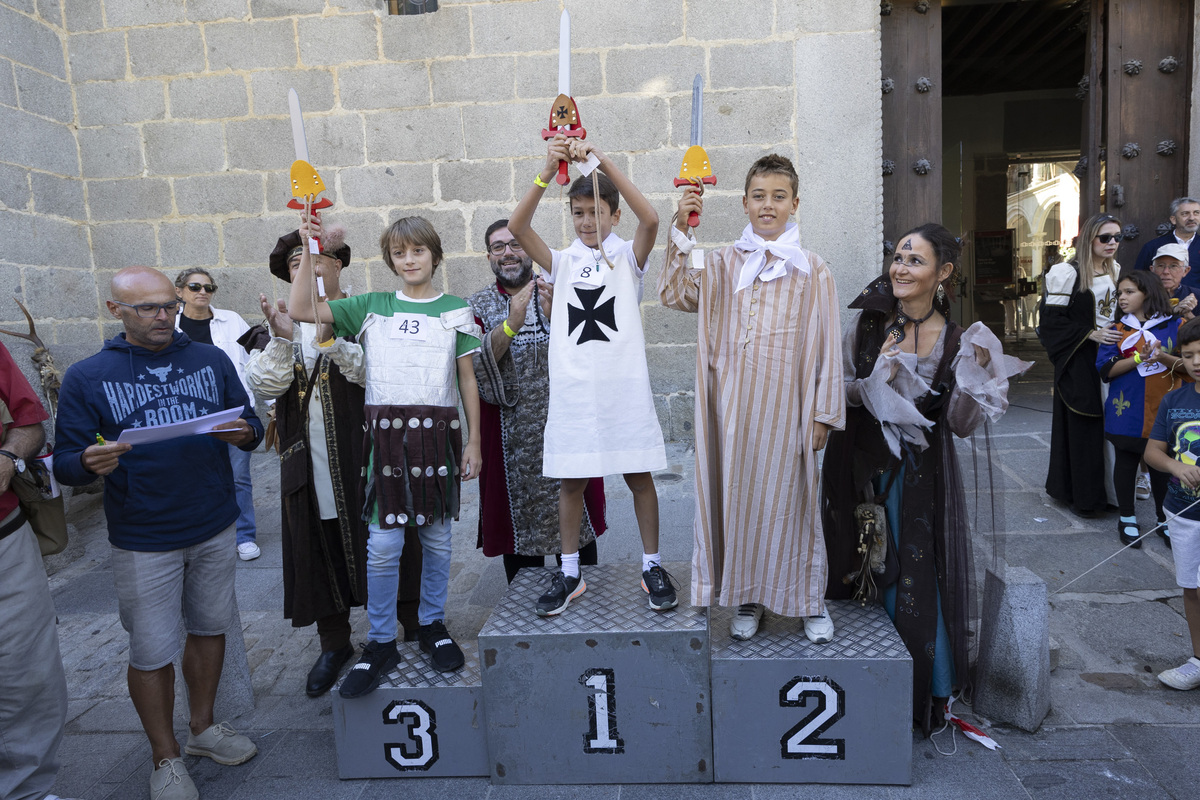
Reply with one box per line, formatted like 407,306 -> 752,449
54,266 -> 263,800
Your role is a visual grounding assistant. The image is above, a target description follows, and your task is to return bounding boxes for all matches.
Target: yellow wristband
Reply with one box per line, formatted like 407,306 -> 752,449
1133,351 -> 1143,364
533,173 -> 550,189
502,320 -> 518,338
317,337 -> 335,349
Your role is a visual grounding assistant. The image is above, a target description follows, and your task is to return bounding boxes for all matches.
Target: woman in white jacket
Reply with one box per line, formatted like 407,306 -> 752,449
175,268 -> 260,560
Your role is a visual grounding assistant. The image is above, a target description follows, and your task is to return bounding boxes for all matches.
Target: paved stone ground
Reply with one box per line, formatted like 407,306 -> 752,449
41,335 -> 1199,799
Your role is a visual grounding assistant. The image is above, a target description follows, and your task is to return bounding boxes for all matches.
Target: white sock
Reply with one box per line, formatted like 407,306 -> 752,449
642,552 -> 660,572
561,552 -> 580,579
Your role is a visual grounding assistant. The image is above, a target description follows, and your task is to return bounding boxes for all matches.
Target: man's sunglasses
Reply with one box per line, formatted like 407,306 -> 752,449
1096,233 -> 1125,244
185,282 -> 218,293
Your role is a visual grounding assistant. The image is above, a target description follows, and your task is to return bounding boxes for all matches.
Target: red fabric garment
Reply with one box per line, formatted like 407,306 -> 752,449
0,343 -> 50,518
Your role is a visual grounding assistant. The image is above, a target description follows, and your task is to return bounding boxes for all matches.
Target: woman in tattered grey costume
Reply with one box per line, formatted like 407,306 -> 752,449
823,223 -> 1031,733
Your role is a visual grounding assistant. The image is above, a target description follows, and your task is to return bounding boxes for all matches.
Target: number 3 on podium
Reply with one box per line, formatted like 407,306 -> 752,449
383,699 -> 439,771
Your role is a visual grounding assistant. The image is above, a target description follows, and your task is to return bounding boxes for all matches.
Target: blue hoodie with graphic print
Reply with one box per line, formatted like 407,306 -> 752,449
54,331 -> 263,552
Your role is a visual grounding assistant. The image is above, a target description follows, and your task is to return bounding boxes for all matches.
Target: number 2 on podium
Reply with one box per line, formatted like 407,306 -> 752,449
581,668 -> 624,754
779,677 -> 846,760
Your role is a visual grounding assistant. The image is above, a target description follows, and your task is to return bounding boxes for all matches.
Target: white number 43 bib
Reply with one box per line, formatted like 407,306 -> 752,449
389,312 -> 428,341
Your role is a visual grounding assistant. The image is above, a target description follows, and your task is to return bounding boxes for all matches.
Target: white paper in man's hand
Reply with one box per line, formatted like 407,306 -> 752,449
115,406 -> 246,445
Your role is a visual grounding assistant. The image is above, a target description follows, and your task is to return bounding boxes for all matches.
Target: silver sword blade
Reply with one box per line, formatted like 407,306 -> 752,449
690,74 -> 703,148
557,10 -> 571,97
288,88 -> 310,164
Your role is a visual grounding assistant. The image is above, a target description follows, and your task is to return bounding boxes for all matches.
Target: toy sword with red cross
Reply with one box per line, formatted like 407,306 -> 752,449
541,10 -> 585,185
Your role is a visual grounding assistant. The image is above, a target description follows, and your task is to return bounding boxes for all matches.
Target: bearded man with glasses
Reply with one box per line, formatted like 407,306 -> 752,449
467,219 -> 606,583
53,266 -> 263,800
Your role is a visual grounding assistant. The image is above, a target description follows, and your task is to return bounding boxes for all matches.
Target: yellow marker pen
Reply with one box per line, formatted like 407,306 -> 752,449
96,433 -> 106,446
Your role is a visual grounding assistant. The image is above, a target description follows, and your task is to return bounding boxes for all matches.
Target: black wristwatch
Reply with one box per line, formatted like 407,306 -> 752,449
0,450 -> 26,474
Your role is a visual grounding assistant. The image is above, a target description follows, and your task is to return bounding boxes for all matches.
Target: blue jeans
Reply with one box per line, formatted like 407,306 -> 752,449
366,518 -> 452,643
228,444 -> 257,545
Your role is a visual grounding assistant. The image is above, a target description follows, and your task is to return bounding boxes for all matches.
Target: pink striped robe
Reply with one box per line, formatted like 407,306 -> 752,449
659,242 -> 845,617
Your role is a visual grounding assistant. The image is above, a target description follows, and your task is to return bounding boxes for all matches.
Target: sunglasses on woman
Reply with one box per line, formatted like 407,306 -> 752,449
1096,233 -> 1124,244
186,282 -> 218,293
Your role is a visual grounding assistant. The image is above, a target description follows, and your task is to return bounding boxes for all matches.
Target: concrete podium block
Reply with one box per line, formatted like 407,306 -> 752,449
974,566 -> 1051,732
332,643 -> 488,778
478,564 -> 712,784
710,601 -> 912,785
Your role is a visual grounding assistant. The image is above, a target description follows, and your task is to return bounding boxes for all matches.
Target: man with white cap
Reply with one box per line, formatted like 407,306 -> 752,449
1150,242 -> 1196,321
1134,197 -> 1200,289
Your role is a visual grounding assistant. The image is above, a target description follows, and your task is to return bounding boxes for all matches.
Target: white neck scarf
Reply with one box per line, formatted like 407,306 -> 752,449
1119,313 -> 1170,376
733,223 -> 807,293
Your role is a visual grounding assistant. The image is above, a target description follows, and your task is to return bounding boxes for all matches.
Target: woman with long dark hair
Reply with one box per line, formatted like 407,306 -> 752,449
823,223 -> 1029,733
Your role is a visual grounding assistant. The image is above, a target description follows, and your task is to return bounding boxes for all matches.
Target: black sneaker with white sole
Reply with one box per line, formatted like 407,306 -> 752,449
641,564 -> 679,611
418,620 -> 465,672
337,639 -> 400,699
535,571 -> 586,616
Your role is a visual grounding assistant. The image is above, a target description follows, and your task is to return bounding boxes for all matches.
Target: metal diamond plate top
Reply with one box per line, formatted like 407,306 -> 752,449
479,563 -> 707,637
376,642 -> 482,689
710,600 -> 909,661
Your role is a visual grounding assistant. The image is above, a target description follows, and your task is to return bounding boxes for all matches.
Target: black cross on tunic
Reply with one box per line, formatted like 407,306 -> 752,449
568,286 -> 617,344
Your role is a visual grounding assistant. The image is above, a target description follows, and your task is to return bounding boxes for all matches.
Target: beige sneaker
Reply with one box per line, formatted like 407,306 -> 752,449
184,721 -> 258,766
730,603 -> 763,640
150,757 -> 198,800
803,608 -> 836,644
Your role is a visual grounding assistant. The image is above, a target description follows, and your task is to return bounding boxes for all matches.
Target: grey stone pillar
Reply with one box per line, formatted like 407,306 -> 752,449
973,566 -> 1051,732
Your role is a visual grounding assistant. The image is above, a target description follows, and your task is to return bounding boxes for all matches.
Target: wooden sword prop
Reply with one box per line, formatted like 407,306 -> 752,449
541,9 -> 585,185
675,74 -> 716,228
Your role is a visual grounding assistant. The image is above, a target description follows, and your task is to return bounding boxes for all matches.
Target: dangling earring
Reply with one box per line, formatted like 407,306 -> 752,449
936,283 -> 947,305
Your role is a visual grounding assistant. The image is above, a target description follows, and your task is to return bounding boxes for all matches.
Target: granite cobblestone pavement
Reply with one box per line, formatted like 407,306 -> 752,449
43,339 -> 1199,799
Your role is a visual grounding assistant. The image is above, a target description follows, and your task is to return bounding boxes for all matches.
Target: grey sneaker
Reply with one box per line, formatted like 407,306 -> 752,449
641,565 -> 679,611
184,721 -> 257,765
536,572 -> 586,616
1159,657 -> 1200,690
150,757 -> 198,800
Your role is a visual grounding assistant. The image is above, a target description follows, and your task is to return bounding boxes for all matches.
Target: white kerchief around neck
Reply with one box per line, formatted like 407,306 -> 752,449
566,233 -> 623,261
734,222 -> 807,293
1119,312 -> 1170,377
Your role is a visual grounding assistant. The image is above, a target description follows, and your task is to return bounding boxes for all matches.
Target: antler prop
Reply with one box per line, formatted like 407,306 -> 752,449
0,298 -> 61,420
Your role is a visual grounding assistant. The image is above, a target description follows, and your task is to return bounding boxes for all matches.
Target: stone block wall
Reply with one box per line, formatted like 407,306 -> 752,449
0,0 -> 883,441
0,0 -> 96,403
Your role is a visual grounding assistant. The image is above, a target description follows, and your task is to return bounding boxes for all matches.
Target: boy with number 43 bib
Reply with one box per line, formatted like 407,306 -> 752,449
508,133 -> 675,616
289,214 -> 483,697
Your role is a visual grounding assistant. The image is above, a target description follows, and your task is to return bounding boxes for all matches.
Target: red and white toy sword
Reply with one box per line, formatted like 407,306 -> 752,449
675,74 -> 716,228
541,9 -> 585,185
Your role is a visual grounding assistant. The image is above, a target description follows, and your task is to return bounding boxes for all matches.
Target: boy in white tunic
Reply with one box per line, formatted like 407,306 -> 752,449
509,134 -> 673,616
